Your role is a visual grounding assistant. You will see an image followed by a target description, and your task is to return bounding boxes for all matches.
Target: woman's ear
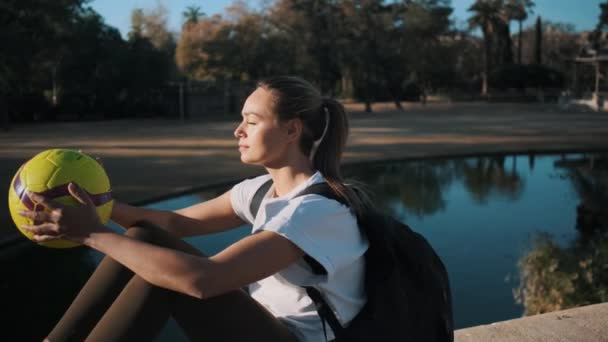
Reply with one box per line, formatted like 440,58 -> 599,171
285,118 -> 303,143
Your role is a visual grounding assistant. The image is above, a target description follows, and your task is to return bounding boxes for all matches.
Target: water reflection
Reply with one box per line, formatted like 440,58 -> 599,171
514,154 -> 608,316
344,155 -> 525,217
460,156 -> 524,204
344,159 -> 455,217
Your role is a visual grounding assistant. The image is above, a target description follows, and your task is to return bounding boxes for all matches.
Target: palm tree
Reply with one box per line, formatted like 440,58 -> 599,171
182,5 -> 204,26
505,0 -> 534,65
468,0 -> 503,96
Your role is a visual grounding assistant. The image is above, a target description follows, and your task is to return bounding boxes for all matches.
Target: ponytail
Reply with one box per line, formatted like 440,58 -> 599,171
257,76 -> 373,218
313,98 -> 372,219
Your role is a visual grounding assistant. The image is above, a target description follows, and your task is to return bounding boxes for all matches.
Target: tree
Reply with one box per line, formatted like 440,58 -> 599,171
127,5 -> 177,90
0,0 -> 88,122
397,1 -> 453,102
591,1 -> 608,50
182,5 -> 204,26
127,5 -> 174,51
270,0 -> 343,95
597,0 -> 608,32
129,8 -> 145,40
468,0 -> 503,95
535,16 -> 543,65
58,8 -> 129,118
176,14 -> 226,79
505,0 -> 534,64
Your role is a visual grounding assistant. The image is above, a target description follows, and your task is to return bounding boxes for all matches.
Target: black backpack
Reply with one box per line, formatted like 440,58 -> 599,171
250,180 -> 454,342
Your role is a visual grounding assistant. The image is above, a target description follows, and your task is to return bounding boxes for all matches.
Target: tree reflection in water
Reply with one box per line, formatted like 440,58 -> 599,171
344,155 -> 525,217
514,154 -> 608,316
460,155 -> 524,204
344,159 -> 454,217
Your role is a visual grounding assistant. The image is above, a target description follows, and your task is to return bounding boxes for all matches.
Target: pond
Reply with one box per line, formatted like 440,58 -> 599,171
3,152 -> 607,341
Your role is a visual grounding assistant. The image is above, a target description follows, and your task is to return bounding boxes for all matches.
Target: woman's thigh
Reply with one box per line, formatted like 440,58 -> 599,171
131,221 -> 298,341
172,290 -> 298,342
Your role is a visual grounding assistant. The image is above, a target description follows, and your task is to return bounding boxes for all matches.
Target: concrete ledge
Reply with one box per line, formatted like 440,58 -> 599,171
455,303 -> 608,342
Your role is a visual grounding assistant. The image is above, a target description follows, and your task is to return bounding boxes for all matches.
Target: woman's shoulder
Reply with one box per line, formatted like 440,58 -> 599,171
286,192 -> 353,220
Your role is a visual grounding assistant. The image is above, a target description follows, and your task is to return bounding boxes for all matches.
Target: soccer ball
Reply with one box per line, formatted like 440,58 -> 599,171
8,149 -> 113,248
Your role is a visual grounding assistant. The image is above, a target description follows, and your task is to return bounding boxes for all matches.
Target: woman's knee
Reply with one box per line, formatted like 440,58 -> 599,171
125,220 -> 204,257
125,220 -> 167,243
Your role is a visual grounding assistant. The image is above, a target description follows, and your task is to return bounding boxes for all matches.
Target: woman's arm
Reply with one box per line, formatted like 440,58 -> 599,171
112,191 -> 245,237
84,228 -> 305,299
20,184 -> 303,300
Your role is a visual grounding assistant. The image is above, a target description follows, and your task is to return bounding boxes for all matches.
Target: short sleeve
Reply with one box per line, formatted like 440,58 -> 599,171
256,195 -> 367,276
230,174 -> 271,224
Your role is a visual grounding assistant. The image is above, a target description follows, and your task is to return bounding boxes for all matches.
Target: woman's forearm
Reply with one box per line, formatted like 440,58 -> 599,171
84,226 -> 213,299
111,202 -> 174,231
111,192 -> 244,238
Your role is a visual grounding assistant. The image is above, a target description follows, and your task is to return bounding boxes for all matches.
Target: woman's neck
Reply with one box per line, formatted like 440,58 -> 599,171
266,164 -> 316,198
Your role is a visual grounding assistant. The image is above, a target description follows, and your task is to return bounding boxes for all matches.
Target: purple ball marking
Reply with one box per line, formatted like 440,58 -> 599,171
13,169 -> 113,210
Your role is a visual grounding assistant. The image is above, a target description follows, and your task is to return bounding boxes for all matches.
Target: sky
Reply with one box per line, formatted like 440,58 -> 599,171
90,0 -> 605,38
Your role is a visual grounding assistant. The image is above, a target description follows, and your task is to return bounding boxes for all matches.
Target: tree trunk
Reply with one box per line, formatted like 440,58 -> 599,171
501,21 -> 513,65
518,20 -> 523,64
364,72 -> 372,112
483,37 -> 491,96
341,71 -> 354,99
364,80 -> 372,112
535,17 -> 542,65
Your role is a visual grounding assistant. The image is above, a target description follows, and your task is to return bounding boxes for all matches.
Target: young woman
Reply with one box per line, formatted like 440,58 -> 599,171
20,76 -> 369,342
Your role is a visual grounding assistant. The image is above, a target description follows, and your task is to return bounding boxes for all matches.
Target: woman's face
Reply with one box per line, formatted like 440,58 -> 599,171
234,87 -> 293,166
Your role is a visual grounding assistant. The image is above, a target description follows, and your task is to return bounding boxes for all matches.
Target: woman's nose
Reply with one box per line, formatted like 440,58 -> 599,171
234,122 -> 245,138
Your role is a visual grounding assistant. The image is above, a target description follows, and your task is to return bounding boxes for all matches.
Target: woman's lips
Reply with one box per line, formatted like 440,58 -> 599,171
238,145 -> 249,151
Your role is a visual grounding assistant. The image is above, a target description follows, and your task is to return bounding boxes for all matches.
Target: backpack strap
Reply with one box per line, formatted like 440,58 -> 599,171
305,286 -> 346,341
249,180 -> 346,218
297,182 -> 346,205
249,178 -> 273,219
249,179 -> 349,340
299,183 -> 348,340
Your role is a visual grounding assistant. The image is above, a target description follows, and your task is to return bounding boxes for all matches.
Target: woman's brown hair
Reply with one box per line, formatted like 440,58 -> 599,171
257,76 -> 371,218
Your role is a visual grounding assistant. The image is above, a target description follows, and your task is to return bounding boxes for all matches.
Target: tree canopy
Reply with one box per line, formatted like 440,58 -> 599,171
2,0 -> 595,123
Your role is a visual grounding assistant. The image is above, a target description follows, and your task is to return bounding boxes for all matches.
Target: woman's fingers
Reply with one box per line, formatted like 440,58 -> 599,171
31,233 -> 63,243
21,222 -> 60,236
68,182 -> 94,206
17,209 -> 59,223
28,192 -> 63,211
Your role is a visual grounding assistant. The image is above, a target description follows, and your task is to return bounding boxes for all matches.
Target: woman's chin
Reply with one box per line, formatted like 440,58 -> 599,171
239,154 -> 257,165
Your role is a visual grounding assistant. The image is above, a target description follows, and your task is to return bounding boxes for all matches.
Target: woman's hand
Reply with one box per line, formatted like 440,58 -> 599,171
19,182 -> 109,244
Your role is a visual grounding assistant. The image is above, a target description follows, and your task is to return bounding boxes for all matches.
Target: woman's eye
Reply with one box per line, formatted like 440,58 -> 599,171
247,121 -> 257,125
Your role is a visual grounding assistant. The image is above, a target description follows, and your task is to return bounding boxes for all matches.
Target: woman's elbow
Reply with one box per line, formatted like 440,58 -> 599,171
189,271 -> 238,300
185,288 -> 206,300
184,273 -> 210,300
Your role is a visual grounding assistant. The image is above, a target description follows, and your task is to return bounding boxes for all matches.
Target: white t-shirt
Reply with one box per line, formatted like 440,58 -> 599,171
230,171 -> 368,342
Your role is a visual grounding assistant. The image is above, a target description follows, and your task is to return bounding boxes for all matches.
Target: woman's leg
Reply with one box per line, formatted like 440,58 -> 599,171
46,226 -> 158,341
49,221 -> 297,342
83,275 -> 173,341
171,287 -> 297,341
86,272 -> 297,342
47,222 -> 204,341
